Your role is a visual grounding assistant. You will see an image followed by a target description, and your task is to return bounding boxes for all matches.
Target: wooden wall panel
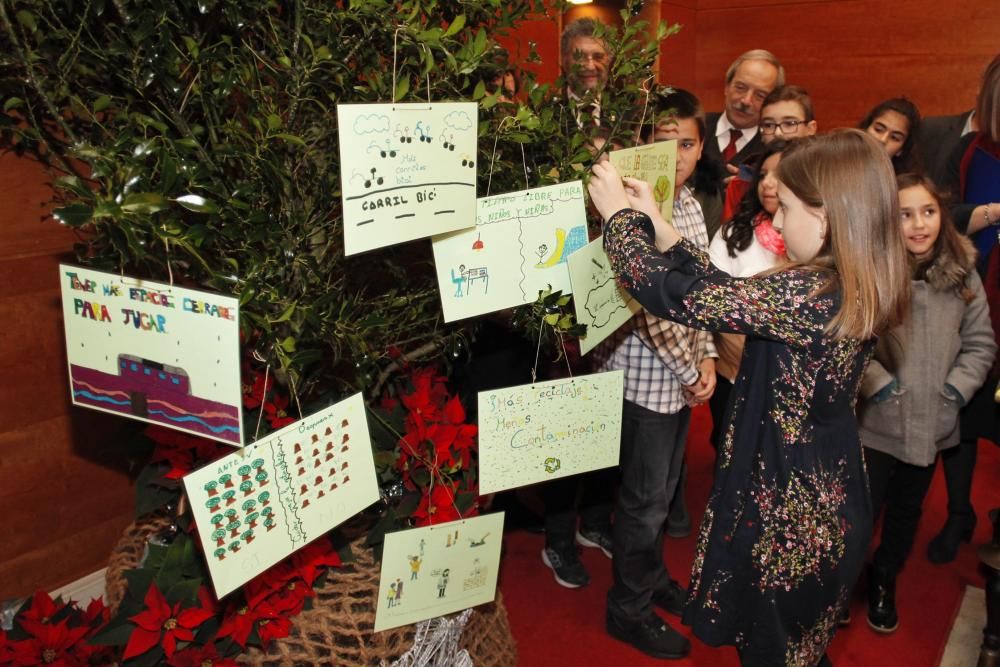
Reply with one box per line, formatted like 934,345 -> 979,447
691,0 -> 1000,131
497,8 -> 562,85
659,3 -> 698,92
0,153 -> 137,598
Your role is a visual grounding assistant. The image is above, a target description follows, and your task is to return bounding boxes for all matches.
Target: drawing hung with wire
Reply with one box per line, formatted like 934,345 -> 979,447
567,237 -> 642,355
477,370 -> 624,494
431,181 -> 587,322
374,513 -> 505,632
59,264 -> 244,446
183,393 -> 379,597
337,102 -> 478,255
608,140 -> 678,224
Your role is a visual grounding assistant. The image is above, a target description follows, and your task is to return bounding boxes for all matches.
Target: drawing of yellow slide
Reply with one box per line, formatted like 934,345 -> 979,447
535,228 -> 567,268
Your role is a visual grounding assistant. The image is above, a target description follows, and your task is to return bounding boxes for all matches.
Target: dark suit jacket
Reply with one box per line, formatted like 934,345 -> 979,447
701,112 -> 764,238
703,111 -> 765,179
918,111 -> 973,191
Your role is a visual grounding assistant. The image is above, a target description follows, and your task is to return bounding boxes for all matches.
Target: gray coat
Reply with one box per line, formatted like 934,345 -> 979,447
858,237 -> 996,466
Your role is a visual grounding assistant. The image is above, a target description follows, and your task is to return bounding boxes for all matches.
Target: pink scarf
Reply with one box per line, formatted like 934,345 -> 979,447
753,212 -> 786,258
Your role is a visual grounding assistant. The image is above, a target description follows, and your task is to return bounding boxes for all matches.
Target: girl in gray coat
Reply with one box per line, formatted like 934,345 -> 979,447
858,173 -> 997,633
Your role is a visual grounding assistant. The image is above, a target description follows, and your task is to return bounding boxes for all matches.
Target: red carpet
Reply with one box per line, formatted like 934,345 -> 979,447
498,404 -> 1000,666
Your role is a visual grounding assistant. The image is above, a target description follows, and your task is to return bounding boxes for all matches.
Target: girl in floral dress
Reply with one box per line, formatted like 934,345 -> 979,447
588,130 -> 911,666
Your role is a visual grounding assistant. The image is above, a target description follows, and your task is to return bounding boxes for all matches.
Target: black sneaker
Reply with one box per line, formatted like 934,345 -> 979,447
606,611 -> 691,660
651,579 -> 687,617
576,526 -> 613,559
541,544 -> 590,588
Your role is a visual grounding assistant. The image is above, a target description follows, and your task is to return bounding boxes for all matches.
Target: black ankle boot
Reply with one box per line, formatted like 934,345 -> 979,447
927,512 -> 976,564
867,563 -> 898,633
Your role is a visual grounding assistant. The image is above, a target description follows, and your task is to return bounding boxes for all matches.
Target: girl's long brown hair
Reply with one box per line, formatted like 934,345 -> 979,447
777,130 -> 910,339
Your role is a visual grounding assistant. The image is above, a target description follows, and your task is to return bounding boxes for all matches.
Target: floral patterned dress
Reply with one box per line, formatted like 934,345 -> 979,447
605,210 -> 873,667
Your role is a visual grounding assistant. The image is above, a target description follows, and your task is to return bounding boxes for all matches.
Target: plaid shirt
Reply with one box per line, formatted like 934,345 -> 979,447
592,186 -> 717,414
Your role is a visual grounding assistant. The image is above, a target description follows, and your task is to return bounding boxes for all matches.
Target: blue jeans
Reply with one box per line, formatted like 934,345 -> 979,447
607,399 -> 691,623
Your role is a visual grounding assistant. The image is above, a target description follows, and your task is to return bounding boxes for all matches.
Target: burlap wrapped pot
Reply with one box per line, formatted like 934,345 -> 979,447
105,516 -> 517,666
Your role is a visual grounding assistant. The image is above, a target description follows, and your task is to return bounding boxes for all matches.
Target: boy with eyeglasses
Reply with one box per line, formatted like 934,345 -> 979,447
722,85 -> 818,222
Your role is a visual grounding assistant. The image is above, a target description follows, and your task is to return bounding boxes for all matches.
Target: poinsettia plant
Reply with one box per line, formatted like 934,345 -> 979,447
80,528 -> 347,665
1,591 -> 114,666
366,364 -> 481,546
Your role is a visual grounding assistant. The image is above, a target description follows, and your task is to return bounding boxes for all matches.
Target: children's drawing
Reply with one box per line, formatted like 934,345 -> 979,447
566,237 -> 642,355
374,513 -> 505,632
337,102 -> 478,255
608,141 -> 678,224
431,182 -> 587,322
184,393 -> 379,598
477,371 -> 624,494
60,265 -> 243,446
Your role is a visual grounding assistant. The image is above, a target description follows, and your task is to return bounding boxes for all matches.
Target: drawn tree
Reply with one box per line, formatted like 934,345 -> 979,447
222,489 -> 236,506
245,511 -> 260,530
258,491 -> 270,507
214,548 -> 226,561
241,499 -> 257,516
252,458 -> 265,475
255,470 -> 269,488
203,480 -> 218,497
219,474 -> 233,489
228,541 -> 241,555
241,528 -> 255,544
227,519 -> 242,538
211,528 -> 226,547
210,513 -> 225,529
238,464 -> 253,482
205,497 -> 221,514
239,479 -> 254,497
262,506 -> 276,531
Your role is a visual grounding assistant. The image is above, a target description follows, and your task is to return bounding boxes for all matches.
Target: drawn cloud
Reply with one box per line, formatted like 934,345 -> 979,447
443,110 -> 473,131
353,114 -> 390,135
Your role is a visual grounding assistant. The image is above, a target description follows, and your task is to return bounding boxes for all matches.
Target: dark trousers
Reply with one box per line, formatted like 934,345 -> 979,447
541,467 -> 615,546
938,380 -> 995,518
865,447 -> 937,572
607,400 -> 691,623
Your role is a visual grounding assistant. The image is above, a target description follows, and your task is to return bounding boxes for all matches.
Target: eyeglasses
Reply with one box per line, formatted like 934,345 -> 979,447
572,50 -> 607,64
760,119 -> 806,135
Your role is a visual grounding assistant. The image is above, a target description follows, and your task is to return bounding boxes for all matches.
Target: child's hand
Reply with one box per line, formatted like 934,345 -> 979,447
621,177 -> 660,221
622,176 -> 680,252
588,161 -> 632,221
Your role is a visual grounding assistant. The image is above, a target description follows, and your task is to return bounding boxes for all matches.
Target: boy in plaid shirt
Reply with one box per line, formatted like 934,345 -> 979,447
593,89 -> 717,660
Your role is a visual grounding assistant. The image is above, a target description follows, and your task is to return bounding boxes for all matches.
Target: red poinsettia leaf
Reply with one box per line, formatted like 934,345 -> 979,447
257,616 -> 292,649
443,395 -> 465,424
177,606 -> 214,629
129,607 -> 166,633
161,630 -> 178,658
19,590 -> 64,626
197,586 -> 219,615
82,597 -> 109,626
122,627 -> 162,660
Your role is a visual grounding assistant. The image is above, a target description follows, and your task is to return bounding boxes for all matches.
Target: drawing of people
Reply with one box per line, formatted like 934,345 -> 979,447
419,538 -> 426,556
437,569 -> 450,598
387,582 -> 397,608
450,265 -> 467,297
394,578 -> 404,603
409,555 -> 422,580
535,243 -> 549,263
